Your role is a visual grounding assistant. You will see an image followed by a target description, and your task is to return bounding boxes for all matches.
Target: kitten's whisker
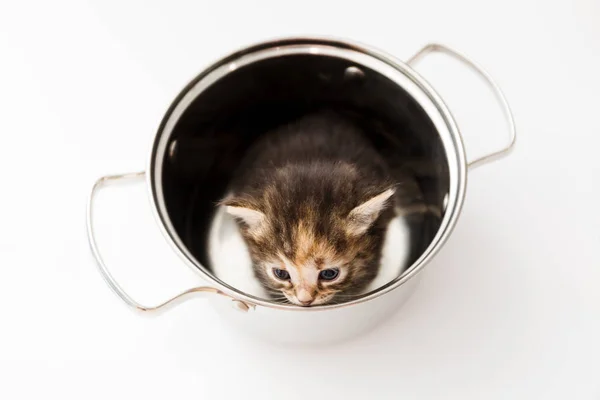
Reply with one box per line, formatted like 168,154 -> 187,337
333,294 -> 362,298
266,293 -> 288,299
265,293 -> 289,302
326,298 -> 348,306
331,293 -> 365,300
265,289 -> 283,295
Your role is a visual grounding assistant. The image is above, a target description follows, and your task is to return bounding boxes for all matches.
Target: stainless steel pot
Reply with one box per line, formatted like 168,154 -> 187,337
86,37 -> 515,345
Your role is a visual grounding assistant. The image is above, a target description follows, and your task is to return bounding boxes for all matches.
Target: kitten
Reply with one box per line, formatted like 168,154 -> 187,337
220,111 -> 434,306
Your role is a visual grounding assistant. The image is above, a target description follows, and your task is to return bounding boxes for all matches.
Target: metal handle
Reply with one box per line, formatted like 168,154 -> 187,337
86,171 -> 223,314
407,43 -> 516,169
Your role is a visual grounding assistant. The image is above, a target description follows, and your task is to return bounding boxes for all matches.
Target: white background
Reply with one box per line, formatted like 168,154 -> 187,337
1,0 -> 599,398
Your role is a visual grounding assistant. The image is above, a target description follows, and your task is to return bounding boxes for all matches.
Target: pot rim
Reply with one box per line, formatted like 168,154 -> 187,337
147,35 -> 468,312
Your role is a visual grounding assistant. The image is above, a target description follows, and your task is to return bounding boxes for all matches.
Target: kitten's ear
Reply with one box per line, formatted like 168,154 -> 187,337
346,188 -> 395,236
221,198 -> 266,234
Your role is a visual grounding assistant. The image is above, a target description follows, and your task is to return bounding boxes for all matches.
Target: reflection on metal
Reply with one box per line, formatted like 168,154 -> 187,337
344,65 -> 365,81
168,139 -> 178,162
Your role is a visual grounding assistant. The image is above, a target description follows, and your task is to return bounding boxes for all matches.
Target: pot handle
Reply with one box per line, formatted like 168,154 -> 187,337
86,171 -> 232,314
406,43 -> 516,169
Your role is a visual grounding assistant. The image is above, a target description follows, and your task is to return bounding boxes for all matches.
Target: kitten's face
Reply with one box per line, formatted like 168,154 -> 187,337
223,188 -> 395,306
258,234 -> 366,306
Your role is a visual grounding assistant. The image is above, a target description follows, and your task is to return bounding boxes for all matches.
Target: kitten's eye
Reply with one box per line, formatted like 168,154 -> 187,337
319,268 -> 339,281
273,268 -> 290,280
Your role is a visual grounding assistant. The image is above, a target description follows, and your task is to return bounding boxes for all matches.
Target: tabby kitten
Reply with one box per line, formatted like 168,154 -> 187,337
221,111 -> 433,306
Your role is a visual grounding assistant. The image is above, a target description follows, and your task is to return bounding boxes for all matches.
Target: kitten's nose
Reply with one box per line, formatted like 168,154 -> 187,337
296,289 -> 314,306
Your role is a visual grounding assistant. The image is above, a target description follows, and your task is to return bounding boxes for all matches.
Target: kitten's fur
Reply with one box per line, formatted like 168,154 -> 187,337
221,111 -> 434,306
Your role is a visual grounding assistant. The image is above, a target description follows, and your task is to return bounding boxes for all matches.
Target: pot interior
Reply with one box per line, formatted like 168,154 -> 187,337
155,47 -> 451,304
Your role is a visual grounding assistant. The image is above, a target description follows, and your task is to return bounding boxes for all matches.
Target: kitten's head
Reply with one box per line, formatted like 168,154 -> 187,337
221,186 -> 395,306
